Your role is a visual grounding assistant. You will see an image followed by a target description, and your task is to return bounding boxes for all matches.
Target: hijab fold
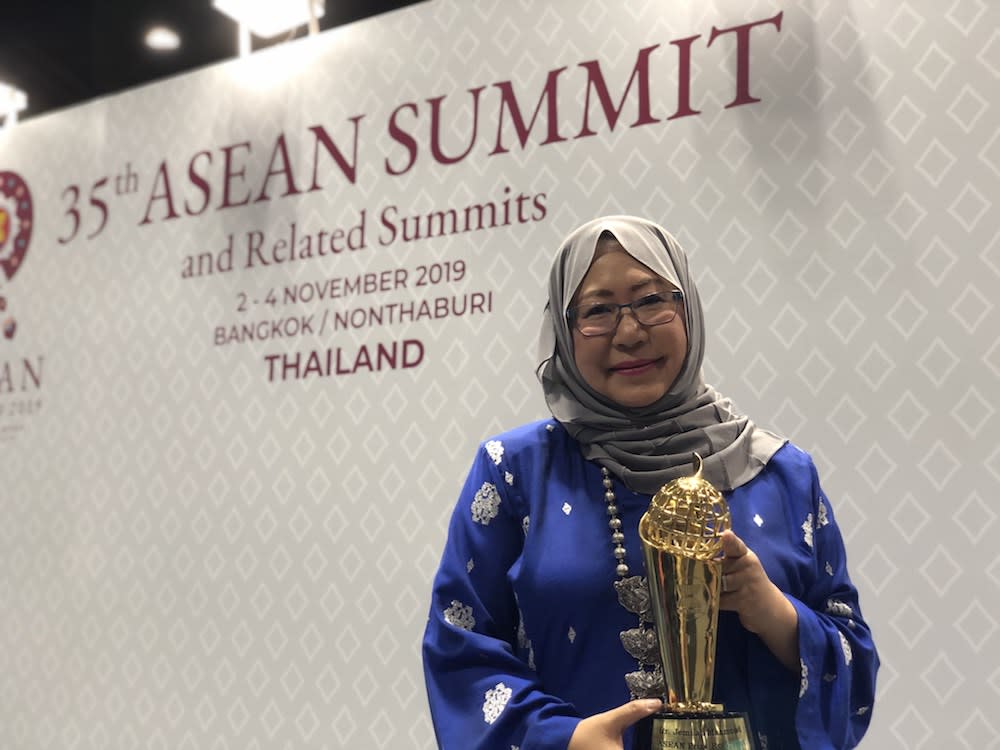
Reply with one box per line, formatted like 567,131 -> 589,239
536,216 -> 785,494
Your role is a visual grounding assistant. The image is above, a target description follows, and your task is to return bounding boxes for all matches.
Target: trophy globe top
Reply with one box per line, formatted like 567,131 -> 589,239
639,454 -> 731,561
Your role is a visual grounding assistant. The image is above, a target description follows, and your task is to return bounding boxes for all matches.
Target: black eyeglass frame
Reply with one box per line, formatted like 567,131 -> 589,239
566,289 -> 684,337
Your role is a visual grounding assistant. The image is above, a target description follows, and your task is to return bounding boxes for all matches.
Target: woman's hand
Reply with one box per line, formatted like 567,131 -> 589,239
720,529 -> 799,671
567,699 -> 662,750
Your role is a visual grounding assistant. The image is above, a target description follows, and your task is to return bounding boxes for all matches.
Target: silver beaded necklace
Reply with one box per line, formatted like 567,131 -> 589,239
601,466 -> 665,700
602,466 -> 630,578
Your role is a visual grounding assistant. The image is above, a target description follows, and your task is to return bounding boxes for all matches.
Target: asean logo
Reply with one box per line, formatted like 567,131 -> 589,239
0,170 -> 32,340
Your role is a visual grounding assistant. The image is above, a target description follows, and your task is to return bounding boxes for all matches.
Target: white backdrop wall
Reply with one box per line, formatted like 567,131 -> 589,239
1,1 -> 998,747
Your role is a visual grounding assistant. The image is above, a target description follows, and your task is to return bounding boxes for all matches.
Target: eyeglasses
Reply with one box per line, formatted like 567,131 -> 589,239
567,290 -> 684,337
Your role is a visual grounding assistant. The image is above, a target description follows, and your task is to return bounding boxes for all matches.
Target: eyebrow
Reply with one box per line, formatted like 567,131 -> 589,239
575,278 -> 677,302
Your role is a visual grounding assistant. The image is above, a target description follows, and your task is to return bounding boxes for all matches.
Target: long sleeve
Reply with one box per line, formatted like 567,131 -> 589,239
788,463 -> 879,750
422,440 -> 582,750
736,447 -> 879,750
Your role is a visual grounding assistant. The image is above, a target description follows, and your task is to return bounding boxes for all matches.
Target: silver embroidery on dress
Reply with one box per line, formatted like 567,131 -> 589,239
471,482 -> 501,525
754,513 -> 764,527
466,558 -> 475,573
562,502 -> 572,515
486,440 -> 504,465
802,513 -> 814,548
856,705 -> 870,715
522,516 -> 530,535
545,423 -> 555,432
825,599 -> 853,619
568,626 -> 576,643
443,600 -> 475,631
505,471 -> 514,486
513,597 -> 535,669
839,631 -> 853,665
757,733 -> 769,750
825,561 -> 834,576
823,673 -> 837,682
799,659 -> 809,698
817,498 -> 829,527
483,682 -> 512,724
516,618 -> 529,650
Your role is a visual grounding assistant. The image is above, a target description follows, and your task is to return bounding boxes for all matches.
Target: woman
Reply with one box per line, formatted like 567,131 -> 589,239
422,216 -> 878,750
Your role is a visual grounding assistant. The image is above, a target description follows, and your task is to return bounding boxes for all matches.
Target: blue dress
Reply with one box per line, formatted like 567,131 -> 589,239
423,419 -> 878,750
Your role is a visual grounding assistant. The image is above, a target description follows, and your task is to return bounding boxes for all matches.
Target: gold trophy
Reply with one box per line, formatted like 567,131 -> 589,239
637,455 -> 753,750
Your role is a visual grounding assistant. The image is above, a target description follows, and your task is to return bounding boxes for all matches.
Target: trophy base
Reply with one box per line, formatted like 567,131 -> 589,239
637,711 -> 754,750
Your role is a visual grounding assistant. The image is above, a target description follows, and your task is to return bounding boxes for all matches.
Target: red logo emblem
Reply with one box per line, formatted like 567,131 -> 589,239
0,170 -> 32,339
0,170 -> 32,283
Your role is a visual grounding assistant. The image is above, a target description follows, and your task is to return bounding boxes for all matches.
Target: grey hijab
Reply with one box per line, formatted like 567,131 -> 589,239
536,216 -> 786,493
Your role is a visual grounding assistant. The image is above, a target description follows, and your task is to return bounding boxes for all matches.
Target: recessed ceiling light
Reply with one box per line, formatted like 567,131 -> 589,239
1,81 -> 28,125
145,26 -> 181,51
212,0 -> 325,39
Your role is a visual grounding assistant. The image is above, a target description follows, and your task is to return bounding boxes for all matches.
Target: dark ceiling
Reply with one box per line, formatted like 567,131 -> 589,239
0,0 -> 424,122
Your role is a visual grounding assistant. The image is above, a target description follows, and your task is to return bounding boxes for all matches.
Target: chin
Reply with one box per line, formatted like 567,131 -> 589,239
607,389 -> 667,409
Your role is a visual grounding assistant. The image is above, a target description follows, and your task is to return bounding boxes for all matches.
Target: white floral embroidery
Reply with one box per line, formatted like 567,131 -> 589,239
505,471 -> 514,486
471,482 -> 501,525
483,682 -> 512,724
839,631 -> 853,665
522,516 -> 530,535
545,423 -> 555,432
825,599 -> 853,619
562,502 -> 572,515
568,626 -> 576,643
466,558 -> 475,573
528,645 -> 535,671
817,498 -> 829,527
799,659 -> 808,698
802,513 -> 814,548
443,600 -> 475,630
825,561 -> 834,576
485,440 -> 504,465
753,513 -> 764,527
856,705 -> 870,715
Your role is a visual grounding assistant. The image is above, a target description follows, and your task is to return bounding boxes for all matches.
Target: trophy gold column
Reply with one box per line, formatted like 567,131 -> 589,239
637,455 -> 754,750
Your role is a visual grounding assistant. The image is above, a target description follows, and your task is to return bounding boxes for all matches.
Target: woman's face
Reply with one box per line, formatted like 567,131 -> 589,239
569,240 -> 688,408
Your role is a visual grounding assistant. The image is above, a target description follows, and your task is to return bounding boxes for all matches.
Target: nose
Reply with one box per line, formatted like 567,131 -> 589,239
612,307 -> 645,345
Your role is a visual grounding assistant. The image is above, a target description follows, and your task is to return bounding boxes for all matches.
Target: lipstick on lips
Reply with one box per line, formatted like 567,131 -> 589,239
611,358 -> 661,376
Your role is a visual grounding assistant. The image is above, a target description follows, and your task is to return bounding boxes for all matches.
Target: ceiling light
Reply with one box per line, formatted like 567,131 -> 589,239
0,82 -> 28,127
145,26 -> 182,52
212,0 -> 325,39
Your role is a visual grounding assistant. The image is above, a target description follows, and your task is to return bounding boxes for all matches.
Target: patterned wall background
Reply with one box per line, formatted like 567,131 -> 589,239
1,0 -> 998,747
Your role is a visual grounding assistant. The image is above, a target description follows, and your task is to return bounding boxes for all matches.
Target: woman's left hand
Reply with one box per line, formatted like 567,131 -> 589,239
719,529 -> 799,671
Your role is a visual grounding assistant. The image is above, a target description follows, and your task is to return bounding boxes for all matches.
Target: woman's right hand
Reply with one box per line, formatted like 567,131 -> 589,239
567,699 -> 662,749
